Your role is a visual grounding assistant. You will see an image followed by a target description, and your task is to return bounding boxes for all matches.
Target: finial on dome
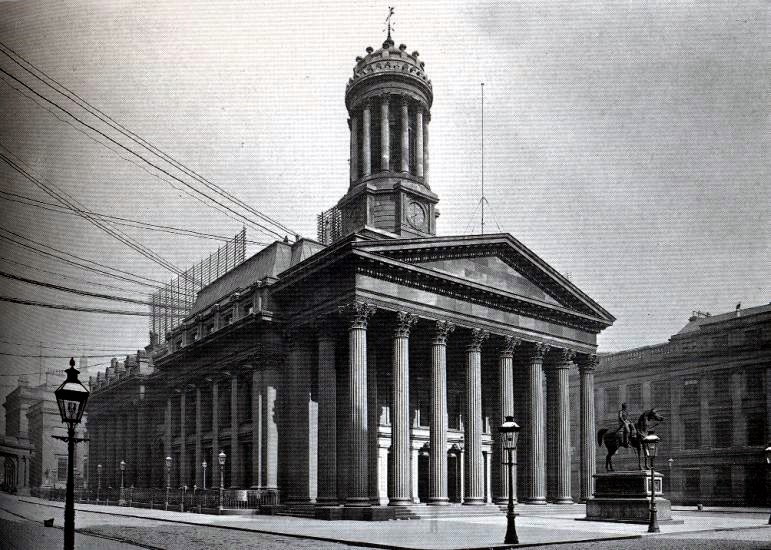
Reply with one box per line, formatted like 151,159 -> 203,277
383,6 -> 395,48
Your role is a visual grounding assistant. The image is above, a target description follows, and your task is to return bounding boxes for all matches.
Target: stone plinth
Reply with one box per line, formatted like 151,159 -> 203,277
584,471 -> 680,524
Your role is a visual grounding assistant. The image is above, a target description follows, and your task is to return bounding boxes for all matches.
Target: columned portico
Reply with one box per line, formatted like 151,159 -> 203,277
390,311 -> 418,505
464,328 -> 488,505
524,343 -> 549,504
339,301 -> 376,507
429,320 -> 454,504
494,335 -> 520,504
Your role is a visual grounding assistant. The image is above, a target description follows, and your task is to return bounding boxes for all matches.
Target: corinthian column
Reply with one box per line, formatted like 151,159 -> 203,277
391,311 -> 418,505
317,323 -> 338,504
416,108 -> 424,177
524,342 -> 549,504
400,99 -> 410,172
464,328 -> 488,505
495,336 -> 520,504
339,300 -> 376,507
429,320 -> 454,505
550,348 -> 575,504
577,354 -> 598,501
350,115 -> 359,183
380,95 -> 390,171
362,103 -> 371,176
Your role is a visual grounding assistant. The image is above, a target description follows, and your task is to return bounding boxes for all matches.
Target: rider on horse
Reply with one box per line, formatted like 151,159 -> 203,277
617,402 -> 636,447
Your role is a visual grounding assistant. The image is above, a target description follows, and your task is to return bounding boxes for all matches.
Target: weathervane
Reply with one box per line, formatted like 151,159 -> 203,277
385,7 -> 395,39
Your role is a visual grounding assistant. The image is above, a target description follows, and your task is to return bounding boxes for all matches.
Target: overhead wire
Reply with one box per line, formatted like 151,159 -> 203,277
0,294 -> 169,316
0,40 -> 298,238
0,64 -> 289,241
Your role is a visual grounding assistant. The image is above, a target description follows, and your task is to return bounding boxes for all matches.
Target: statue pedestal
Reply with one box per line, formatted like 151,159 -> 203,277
583,471 -> 680,524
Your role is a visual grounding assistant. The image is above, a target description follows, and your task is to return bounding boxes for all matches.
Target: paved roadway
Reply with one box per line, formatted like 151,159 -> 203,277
0,494 -> 367,550
526,529 -> 771,549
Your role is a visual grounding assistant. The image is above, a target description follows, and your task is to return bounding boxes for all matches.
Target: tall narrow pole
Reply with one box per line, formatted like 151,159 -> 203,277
648,456 -> 659,533
64,426 -> 75,550
480,82 -> 485,235
505,446 -> 518,545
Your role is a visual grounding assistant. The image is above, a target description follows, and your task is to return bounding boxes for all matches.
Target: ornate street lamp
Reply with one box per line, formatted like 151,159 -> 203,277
119,461 -> 126,506
202,460 -> 207,490
96,464 -> 102,504
498,416 -> 521,545
53,358 -> 90,550
642,430 -> 660,533
765,443 -> 771,525
165,456 -> 172,511
218,450 -> 226,513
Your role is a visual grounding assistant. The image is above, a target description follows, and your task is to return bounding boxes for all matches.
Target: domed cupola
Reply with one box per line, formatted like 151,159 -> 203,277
337,32 -> 439,238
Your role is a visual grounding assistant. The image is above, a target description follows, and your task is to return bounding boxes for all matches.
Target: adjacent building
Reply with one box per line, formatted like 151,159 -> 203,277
571,304 -> 771,506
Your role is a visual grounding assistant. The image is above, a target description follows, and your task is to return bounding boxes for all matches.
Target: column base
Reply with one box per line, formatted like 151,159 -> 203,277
463,498 -> 486,505
427,497 -> 450,505
316,497 -> 339,505
345,497 -> 371,508
388,498 -> 412,506
523,497 -> 547,505
553,497 -> 574,505
493,497 -> 517,505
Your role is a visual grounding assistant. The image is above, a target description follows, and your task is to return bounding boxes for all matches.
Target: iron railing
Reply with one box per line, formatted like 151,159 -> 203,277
31,486 -> 280,514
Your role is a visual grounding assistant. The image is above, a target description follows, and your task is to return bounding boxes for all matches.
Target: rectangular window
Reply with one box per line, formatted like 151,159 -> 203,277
651,380 -> 670,410
681,379 -> 699,408
744,329 -> 761,348
627,383 -> 642,410
684,469 -> 701,494
57,456 -> 67,481
243,377 -> 252,421
746,415 -> 765,446
206,323 -> 215,335
223,312 -> 233,326
604,386 -> 619,418
713,419 -> 732,447
712,466 -> 732,497
683,419 -> 701,449
712,370 -> 730,398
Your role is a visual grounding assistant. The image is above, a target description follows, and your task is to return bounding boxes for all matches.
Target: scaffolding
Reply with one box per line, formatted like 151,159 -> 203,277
148,228 -> 246,341
317,206 -> 342,245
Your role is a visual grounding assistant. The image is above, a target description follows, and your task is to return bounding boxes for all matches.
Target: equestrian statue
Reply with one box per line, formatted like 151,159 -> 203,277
597,403 -> 665,471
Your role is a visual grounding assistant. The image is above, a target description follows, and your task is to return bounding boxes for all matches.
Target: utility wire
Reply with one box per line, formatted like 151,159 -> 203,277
0,340 -> 138,353
0,351 -> 132,359
0,336 -> 141,351
0,75 -> 272,237
0,294 -> 173,316
0,65 -> 288,241
0,147 -> 189,279
0,189 -> 268,245
0,40 -> 298,237
0,225 -> 172,291
0,269 -> 187,310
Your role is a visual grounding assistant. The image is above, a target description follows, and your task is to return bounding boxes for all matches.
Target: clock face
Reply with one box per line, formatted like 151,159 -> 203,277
406,201 -> 426,230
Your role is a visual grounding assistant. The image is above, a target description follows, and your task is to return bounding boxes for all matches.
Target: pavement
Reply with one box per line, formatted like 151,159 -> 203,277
1,493 -> 769,550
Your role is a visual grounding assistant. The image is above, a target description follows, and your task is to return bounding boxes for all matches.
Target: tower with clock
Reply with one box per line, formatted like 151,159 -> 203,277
336,29 -> 439,239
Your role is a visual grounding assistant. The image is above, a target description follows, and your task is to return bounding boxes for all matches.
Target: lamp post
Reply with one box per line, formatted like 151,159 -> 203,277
53,358 -> 90,550
96,464 -> 102,504
498,416 -> 521,545
764,443 -> 771,525
119,461 -> 126,505
202,460 -> 207,490
642,430 -> 660,533
165,456 -> 172,511
218,450 -> 226,513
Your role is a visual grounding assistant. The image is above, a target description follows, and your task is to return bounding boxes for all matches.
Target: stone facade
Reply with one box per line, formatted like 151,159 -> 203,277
87,34 -> 616,515
570,304 -> 771,506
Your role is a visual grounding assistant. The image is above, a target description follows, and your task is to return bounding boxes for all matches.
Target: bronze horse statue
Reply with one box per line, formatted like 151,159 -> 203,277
597,408 -> 664,471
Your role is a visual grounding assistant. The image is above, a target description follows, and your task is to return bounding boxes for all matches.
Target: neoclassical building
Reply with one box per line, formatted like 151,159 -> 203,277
87,32 -> 614,518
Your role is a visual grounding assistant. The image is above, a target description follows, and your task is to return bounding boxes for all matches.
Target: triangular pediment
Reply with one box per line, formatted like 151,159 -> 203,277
416,255 -> 563,307
353,233 -> 615,324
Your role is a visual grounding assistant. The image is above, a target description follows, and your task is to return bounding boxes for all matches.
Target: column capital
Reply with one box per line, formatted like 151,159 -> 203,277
394,311 -> 418,338
549,348 -> 576,370
576,353 -> 599,373
466,328 -> 489,352
529,341 -> 551,361
339,300 -> 377,329
499,335 -> 522,358
432,320 -> 455,345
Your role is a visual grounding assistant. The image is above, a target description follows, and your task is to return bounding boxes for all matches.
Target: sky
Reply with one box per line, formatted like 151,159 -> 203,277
0,0 -> 768,391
